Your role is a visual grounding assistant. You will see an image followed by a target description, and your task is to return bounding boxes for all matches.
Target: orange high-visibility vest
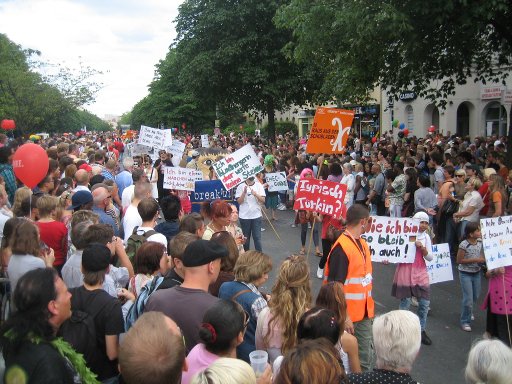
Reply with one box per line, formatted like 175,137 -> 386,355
324,232 -> 374,322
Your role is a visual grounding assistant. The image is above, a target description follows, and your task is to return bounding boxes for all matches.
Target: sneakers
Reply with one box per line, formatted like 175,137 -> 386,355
410,297 -> 419,307
261,228 -> 266,232
421,331 -> 432,345
461,324 -> 472,332
308,223 -> 312,229
471,314 -> 475,321
316,267 -> 324,279
277,203 -> 287,211
291,223 -> 297,228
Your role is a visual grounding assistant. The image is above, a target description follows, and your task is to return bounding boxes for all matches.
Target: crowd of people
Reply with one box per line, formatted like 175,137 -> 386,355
0,128 -> 510,383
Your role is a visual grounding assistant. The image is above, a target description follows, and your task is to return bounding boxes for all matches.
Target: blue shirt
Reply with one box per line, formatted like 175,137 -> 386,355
115,171 -> 132,199
92,207 -> 120,236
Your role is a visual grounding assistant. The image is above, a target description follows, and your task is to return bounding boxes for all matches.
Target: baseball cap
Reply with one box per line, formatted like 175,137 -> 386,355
82,243 -> 111,272
78,163 -> 93,172
67,190 -> 93,210
191,150 -> 200,158
182,239 -> 228,267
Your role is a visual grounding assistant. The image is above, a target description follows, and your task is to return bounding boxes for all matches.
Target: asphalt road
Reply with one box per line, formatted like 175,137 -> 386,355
257,208 -> 487,384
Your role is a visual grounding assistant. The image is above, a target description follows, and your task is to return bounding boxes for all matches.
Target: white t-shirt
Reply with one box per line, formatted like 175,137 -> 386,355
123,204 -> 142,244
461,190 -> 484,223
235,181 -> 265,220
132,226 -> 168,248
121,185 -> 135,211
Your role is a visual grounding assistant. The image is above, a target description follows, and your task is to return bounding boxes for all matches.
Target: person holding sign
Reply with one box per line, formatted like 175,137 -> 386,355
482,266 -> 512,346
235,176 -> 265,252
391,211 -> 433,346
262,155 -> 278,221
323,204 -> 374,371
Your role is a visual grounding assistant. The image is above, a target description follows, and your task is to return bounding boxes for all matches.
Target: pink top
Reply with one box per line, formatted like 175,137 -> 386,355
482,266 -> 512,315
181,343 -> 219,384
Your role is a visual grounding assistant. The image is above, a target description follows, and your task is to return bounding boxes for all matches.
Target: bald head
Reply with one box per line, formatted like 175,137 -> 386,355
75,169 -> 89,185
92,186 -> 110,207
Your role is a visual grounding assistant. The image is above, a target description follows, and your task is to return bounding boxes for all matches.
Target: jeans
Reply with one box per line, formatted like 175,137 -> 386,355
389,204 -> 402,217
459,270 -> 481,325
354,317 -> 374,371
301,222 -> 319,247
239,217 -> 262,252
400,297 -> 430,331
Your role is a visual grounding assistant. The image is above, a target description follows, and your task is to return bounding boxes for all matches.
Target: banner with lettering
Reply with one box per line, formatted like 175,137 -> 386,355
201,134 -> 209,148
266,172 -> 288,192
362,217 -> 419,263
190,180 -> 236,213
293,178 -> 347,217
165,140 -> 186,167
162,167 -> 197,191
138,125 -> 172,150
480,215 -> 512,270
426,243 -> 453,284
306,107 -> 355,154
212,144 -> 263,190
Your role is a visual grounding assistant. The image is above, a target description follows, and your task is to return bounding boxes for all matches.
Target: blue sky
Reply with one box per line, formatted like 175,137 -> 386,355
0,0 -> 184,118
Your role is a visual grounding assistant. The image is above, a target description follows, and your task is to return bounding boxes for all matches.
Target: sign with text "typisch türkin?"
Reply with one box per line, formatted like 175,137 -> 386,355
306,107 -> 355,154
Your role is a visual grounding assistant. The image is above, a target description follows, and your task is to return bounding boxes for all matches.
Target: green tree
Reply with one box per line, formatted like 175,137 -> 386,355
174,0 -> 324,141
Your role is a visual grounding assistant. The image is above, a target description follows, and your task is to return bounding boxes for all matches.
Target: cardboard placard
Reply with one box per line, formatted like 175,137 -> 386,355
426,243 -> 453,284
293,178 -> 347,217
138,125 -> 172,150
480,215 -> 512,270
201,134 -> 209,148
212,144 -> 263,190
306,107 -> 355,154
362,217 -> 419,263
165,140 -> 186,167
266,172 -> 288,192
162,166 -> 198,191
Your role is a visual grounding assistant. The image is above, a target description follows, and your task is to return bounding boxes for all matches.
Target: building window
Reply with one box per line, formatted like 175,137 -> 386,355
405,105 -> 414,132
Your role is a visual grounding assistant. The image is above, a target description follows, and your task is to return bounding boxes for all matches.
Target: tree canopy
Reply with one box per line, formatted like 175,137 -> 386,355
276,0 -> 512,106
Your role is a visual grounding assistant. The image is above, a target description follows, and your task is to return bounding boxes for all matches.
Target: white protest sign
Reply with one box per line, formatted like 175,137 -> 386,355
130,143 -> 154,156
266,172 -> 288,192
201,134 -> 209,148
480,215 -> 512,270
165,140 -> 186,167
138,125 -> 172,150
213,144 -> 263,190
426,243 -> 453,284
362,216 -> 419,263
255,129 -> 261,136
162,167 -> 197,191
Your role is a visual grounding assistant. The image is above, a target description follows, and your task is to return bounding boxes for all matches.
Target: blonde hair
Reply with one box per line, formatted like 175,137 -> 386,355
264,255 -> 311,354
191,358 -> 256,384
12,187 -> 32,217
482,168 -> 496,181
36,195 -> 58,218
234,250 -> 272,284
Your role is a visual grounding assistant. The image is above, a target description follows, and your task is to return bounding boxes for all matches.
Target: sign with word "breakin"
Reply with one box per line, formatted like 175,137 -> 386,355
480,215 -> 512,270
293,178 -> 347,217
362,217 -> 419,263
213,144 -> 263,190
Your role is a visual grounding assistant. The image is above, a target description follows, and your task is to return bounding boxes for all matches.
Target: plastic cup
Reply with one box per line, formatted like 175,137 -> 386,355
249,350 -> 268,377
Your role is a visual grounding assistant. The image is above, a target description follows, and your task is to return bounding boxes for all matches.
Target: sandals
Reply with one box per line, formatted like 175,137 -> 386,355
299,249 -> 306,255
315,251 -> 322,257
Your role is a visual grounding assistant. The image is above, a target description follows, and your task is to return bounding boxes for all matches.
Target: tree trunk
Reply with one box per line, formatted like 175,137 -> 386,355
266,97 -> 276,143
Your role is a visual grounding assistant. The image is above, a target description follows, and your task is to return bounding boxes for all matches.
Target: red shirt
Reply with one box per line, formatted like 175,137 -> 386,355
36,221 -> 68,266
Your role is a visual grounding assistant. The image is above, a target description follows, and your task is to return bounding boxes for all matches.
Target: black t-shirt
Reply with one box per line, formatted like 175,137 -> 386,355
327,244 -> 350,282
70,287 -> 124,381
154,158 -> 174,184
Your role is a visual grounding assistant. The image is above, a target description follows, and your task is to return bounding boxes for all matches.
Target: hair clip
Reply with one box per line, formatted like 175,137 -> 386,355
201,323 -> 217,343
330,316 -> 336,327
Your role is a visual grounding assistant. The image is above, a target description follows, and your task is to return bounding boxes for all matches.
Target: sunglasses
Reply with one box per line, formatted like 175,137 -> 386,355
456,175 -> 465,178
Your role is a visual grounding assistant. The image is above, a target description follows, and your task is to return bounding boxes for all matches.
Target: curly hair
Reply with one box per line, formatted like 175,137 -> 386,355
264,255 -> 311,355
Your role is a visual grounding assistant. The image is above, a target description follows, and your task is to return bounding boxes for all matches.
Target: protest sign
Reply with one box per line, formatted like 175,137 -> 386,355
266,172 -> 288,192
306,107 -> 355,154
162,167 -> 197,191
130,143 -> 154,156
480,215 -> 512,270
362,217 -> 419,263
212,144 -> 263,190
165,140 -> 186,167
426,243 -> 453,284
138,125 -> 172,150
255,129 -> 261,136
293,178 -> 347,217
190,180 -> 236,213
193,170 -> 204,181
201,134 -> 209,148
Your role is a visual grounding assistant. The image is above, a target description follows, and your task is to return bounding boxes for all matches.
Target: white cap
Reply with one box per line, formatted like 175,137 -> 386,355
191,150 -> 199,157
412,211 -> 429,223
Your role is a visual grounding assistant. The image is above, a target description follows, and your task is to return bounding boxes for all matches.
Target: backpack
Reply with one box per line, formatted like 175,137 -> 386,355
125,227 -> 157,262
58,288 -> 105,367
124,276 -> 164,331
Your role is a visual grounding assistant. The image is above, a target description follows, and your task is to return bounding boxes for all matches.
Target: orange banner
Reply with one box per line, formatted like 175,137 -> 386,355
306,107 -> 355,154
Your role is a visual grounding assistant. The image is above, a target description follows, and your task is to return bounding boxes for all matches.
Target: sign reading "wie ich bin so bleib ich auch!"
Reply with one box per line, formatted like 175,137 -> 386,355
362,217 -> 420,263
213,144 -> 263,190
480,215 -> 512,270
293,178 -> 347,218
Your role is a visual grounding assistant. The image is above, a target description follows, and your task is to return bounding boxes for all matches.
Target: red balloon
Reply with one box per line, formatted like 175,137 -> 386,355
428,125 -> 436,133
1,119 -> 15,130
12,143 -> 49,188
403,129 -> 409,137
371,137 -> 377,143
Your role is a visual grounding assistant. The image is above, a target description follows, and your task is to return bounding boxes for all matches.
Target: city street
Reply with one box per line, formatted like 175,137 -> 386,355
259,209 -> 487,384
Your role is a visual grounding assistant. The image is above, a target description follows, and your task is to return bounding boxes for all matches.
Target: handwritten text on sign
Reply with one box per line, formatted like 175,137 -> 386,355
362,217 -> 419,263
138,125 -> 172,150
293,178 -> 347,217
162,167 -> 198,191
306,107 -> 355,154
165,140 -> 186,167
480,215 -> 512,270
426,243 -> 453,284
266,172 -> 288,192
213,144 -> 263,190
